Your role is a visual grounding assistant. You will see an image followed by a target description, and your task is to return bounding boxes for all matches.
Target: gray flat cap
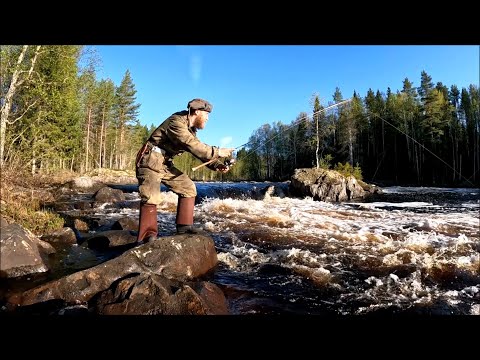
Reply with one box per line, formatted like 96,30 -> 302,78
187,98 -> 213,112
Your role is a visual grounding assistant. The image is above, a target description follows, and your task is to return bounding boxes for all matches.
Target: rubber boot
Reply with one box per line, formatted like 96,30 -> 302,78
176,196 -> 203,234
137,203 -> 158,243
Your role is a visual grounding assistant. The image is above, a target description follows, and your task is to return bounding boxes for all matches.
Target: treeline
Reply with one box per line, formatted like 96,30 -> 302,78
1,46 -> 478,187
228,74 -> 479,187
1,45 -> 149,174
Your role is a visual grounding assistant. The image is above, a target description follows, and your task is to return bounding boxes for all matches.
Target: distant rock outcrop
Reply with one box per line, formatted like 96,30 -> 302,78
92,186 -> 126,206
290,168 -> 381,202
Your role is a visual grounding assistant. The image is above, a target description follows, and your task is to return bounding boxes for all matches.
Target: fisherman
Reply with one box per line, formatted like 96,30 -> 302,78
135,98 -> 234,243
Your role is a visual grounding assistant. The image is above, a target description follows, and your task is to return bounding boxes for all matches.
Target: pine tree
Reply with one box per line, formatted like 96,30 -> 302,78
114,70 -> 140,169
418,70 -> 434,102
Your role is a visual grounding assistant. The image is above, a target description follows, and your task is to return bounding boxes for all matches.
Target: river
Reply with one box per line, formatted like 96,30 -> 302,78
5,182 -> 479,315
96,182 -> 479,315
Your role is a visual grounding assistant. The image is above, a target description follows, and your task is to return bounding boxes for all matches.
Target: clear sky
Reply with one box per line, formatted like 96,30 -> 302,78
94,45 -> 479,150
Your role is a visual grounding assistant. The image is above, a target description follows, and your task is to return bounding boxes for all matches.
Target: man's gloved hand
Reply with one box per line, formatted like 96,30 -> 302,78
218,148 -> 235,158
216,163 -> 229,173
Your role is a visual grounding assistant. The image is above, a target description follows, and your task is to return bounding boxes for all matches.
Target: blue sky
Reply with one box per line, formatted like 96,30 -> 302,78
94,45 -> 479,150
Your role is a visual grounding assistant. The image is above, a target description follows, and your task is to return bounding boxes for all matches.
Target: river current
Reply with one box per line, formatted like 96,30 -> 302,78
96,182 -> 479,315
5,182 -> 478,315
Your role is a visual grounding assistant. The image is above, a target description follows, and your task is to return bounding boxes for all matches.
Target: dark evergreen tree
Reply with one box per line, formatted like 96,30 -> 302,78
114,70 -> 141,169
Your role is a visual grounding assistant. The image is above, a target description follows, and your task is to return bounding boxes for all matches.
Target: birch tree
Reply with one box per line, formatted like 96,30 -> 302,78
0,45 -> 41,167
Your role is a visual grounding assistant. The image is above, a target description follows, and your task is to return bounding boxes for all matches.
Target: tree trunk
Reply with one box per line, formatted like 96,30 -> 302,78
119,122 -> 125,169
381,120 -> 385,153
31,149 -> 36,175
348,128 -> 353,166
394,135 -> 398,183
451,132 -> 456,183
315,115 -> 320,169
85,106 -> 92,172
1,45 -> 41,168
459,154 -> 462,182
404,113 -> 411,163
473,124 -> 480,183
1,46 -> 28,167
100,106 -> 105,168
112,125 -> 118,169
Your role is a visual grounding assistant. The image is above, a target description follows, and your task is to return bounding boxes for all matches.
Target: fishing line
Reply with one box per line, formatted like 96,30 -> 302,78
226,97 -> 474,187
234,98 -> 352,158
370,112 -> 475,187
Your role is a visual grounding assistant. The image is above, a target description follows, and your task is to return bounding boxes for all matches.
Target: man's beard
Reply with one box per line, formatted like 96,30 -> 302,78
194,116 -> 206,129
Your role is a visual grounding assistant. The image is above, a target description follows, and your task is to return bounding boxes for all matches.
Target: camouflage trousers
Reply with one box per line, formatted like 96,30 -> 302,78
136,148 -> 196,205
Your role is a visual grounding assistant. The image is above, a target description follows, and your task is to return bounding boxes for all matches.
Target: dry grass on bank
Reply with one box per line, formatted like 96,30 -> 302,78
1,168 -> 136,235
1,169 -> 77,235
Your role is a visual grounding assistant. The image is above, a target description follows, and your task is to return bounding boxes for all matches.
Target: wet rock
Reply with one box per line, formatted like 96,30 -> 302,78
52,202 -> 76,211
92,187 -> 126,207
74,201 -> 92,210
86,230 -> 138,249
1,216 -> 10,229
63,177 -> 105,193
41,227 -> 77,245
261,185 -> 286,199
93,276 -> 228,315
11,234 -> 218,308
0,223 -> 54,278
111,217 -> 138,231
93,273 -> 172,315
74,218 -> 89,231
63,246 -> 100,270
167,281 -> 229,315
191,281 -> 229,314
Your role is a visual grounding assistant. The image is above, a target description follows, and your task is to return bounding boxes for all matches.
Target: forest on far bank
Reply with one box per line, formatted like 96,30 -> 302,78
1,45 -> 478,187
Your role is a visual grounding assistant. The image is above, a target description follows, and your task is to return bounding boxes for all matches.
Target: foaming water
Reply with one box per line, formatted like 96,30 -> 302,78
195,186 -> 479,315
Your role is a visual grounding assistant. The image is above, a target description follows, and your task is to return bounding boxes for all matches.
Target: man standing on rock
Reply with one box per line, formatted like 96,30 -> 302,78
135,98 -> 234,243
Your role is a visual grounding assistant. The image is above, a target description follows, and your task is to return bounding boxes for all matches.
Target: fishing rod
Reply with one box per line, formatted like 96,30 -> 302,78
369,111 -> 475,187
192,158 -> 218,171
192,98 -> 353,172
234,98 -> 353,155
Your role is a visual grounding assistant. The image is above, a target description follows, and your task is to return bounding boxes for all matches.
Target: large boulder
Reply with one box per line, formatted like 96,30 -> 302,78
41,227 -> 77,245
63,176 -> 105,193
93,276 -> 228,315
1,223 -> 55,278
92,186 -> 126,206
8,234 -> 222,314
290,168 -> 380,202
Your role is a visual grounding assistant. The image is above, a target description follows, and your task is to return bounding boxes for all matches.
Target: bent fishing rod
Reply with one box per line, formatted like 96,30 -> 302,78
235,98 -> 353,156
192,98 -> 353,171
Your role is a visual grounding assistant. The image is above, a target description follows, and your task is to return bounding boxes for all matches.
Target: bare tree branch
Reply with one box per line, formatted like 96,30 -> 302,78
8,100 -> 38,124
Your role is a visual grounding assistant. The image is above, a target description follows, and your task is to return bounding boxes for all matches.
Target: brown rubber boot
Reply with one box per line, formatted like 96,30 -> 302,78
137,203 -> 158,243
176,196 -> 204,234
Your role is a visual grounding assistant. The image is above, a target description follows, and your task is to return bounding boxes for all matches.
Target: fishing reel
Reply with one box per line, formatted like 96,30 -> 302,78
222,149 -> 236,170
223,157 -> 236,170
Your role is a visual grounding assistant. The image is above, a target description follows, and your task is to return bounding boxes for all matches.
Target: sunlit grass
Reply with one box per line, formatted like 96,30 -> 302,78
1,169 -> 71,235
